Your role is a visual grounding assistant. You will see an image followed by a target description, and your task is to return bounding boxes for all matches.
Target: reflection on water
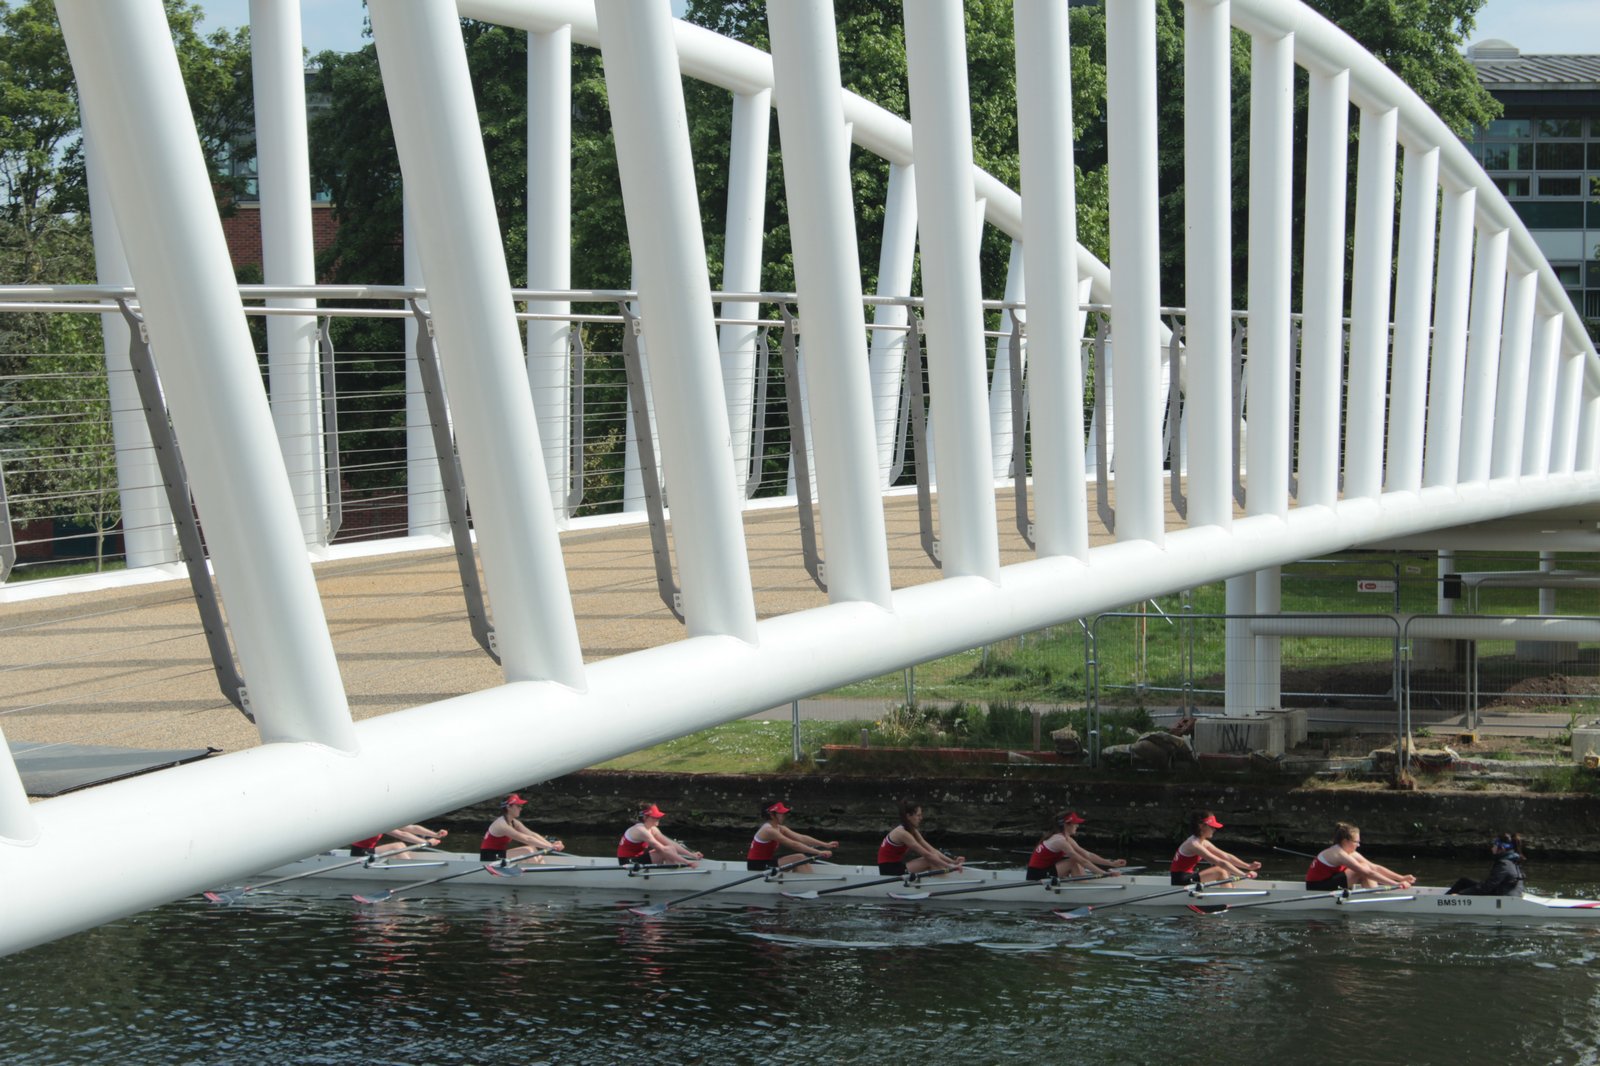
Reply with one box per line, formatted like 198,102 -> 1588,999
6,858 -> 1600,1064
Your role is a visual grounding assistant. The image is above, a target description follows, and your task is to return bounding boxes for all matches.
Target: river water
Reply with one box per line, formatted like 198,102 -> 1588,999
6,849 -> 1600,1064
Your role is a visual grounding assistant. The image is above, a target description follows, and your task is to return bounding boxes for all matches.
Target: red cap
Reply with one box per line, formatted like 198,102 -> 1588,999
641,803 -> 666,818
766,801 -> 792,815
1202,814 -> 1224,829
503,793 -> 528,807
1064,811 -> 1087,825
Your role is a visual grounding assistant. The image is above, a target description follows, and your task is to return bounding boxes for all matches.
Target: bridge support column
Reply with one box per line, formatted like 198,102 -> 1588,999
1297,65 -> 1349,509
251,0 -> 325,545
989,243 -> 1025,479
1014,0 -> 1087,559
597,0 -> 758,639
404,195 -> 447,536
1386,143 -> 1439,493
1523,309 -> 1562,477
1225,572 -> 1257,715
85,124 -> 177,567
903,1 -> 999,581
1460,225 -> 1509,483
717,88 -> 771,501
1246,30 -> 1292,520
869,163 -> 917,488
1425,182 -> 1476,488
1552,347 -> 1584,476
372,0 -> 586,684
1345,105 -> 1397,502
528,24 -> 574,520
1181,0 -> 1232,531
1492,265 -> 1539,479
1254,566 -> 1282,712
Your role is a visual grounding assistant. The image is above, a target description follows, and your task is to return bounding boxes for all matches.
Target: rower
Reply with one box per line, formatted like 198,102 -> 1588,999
1169,810 -> 1259,885
348,824 -> 449,861
747,800 -> 837,873
617,803 -> 701,867
1026,811 -> 1127,881
878,800 -> 964,876
479,793 -> 564,863
1304,822 -> 1415,892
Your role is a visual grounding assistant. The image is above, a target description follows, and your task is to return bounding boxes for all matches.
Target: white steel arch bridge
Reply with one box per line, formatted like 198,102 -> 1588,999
2,0 -> 1598,955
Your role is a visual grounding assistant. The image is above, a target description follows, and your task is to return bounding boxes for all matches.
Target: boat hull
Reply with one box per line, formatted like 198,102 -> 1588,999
224,852 -> 1600,922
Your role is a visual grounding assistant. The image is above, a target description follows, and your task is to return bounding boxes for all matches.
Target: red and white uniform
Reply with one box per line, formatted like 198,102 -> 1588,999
1306,856 -> 1347,882
747,832 -> 779,862
1029,840 -> 1070,870
617,826 -> 651,861
877,834 -> 910,865
1171,841 -> 1203,875
481,831 -> 512,851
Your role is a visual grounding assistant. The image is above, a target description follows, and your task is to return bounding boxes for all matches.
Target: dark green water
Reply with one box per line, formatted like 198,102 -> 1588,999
6,853 -> 1600,1064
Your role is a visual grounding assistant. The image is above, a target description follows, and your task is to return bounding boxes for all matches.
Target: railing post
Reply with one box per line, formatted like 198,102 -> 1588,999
1344,105 -> 1397,502
596,0 -> 758,641
902,1 -> 1000,581
1104,0 -> 1165,545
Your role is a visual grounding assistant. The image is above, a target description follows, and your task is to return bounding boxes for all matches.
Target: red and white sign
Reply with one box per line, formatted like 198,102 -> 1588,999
1355,579 -> 1397,593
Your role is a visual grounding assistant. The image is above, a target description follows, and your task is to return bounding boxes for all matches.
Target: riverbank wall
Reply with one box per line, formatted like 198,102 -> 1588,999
460,770 -> 1600,860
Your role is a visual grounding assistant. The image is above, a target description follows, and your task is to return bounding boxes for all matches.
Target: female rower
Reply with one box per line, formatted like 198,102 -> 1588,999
1304,822 -> 1415,891
747,800 -> 838,872
349,824 -> 450,861
877,800 -> 964,876
1169,810 -> 1260,886
479,793 -> 564,863
1447,833 -> 1526,897
617,803 -> 702,867
1026,811 -> 1129,881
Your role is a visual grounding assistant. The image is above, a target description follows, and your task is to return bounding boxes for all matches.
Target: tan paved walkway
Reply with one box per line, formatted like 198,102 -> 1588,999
1,488 -> 1134,759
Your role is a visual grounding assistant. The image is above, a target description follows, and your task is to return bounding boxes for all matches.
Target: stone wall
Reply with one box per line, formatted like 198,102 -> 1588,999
467,769 -> 1600,859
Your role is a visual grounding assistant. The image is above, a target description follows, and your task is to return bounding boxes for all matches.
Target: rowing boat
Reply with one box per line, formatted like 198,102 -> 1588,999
216,851 -> 1600,922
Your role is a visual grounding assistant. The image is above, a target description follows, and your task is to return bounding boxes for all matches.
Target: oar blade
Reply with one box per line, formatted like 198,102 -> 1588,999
352,890 -> 396,905
1052,906 -> 1093,920
1186,903 -> 1228,915
629,902 -> 670,917
204,889 -> 245,905
888,891 -> 930,901
780,890 -> 820,900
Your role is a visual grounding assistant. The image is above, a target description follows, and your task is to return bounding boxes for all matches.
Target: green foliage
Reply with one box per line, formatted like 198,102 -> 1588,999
820,701 -> 1152,750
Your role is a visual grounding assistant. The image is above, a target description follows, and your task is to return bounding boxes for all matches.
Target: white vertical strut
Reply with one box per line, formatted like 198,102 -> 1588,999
595,0 -> 759,640
1424,183 -> 1476,488
1551,348 -> 1584,476
1343,105 -> 1397,502
0,724 -> 36,845
1246,31 -> 1294,519
1492,266 -> 1538,479
1225,573 -> 1257,715
84,124 -> 177,566
1104,0 -> 1165,544
1386,143 -> 1439,493
1297,65 -> 1350,509
868,163 -> 918,487
57,0 -> 355,748
902,1 -> 1000,581
403,194 -> 447,536
528,24 -> 574,519
990,243 -> 1026,478
371,2 -> 586,686
1181,0 -> 1233,530
718,88 -> 772,500
250,0 -> 325,544
765,1 -> 892,608
1523,310 -> 1562,478
1459,225 -> 1508,484
1014,0 -> 1088,558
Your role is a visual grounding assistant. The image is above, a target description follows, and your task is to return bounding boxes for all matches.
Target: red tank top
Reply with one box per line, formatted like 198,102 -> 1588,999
481,831 -> 511,850
1028,840 -> 1068,870
1171,840 -> 1203,874
878,832 -> 910,864
350,834 -> 383,850
1307,857 -> 1347,882
617,827 -> 650,859
748,831 -> 778,862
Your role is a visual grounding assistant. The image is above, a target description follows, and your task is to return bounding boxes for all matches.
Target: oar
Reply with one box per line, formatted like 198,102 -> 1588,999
781,865 -> 960,901
1273,846 -> 1318,860
1187,885 -> 1411,915
352,853 -> 542,904
890,868 -> 1127,901
204,846 -> 436,904
484,858 -> 681,879
630,855 -> 813,917
1053,875 -> 1246,920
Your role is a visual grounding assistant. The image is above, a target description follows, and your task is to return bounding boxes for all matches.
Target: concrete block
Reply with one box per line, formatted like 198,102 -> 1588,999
1193,715 -> 1285,757
1571,723 -> 1600,766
